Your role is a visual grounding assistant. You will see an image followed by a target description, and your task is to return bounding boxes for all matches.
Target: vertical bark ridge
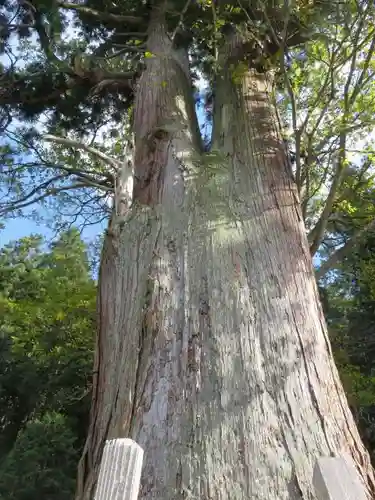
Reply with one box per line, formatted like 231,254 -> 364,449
133,13 -> 201,206
206,54 -> 375,497
76,209 -> 161,500
77,7 -> 202,499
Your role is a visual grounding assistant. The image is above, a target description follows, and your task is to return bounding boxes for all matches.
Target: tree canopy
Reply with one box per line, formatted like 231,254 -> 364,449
0,0 -> 374,276
0,229 -> 96,497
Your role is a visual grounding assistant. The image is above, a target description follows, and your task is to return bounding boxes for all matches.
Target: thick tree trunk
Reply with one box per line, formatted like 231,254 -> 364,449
77,21 -> 375,500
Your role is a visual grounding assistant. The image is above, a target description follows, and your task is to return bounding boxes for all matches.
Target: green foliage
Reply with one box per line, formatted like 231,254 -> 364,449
0,413 -> 78,500
330,165 -> 375,235
277,2 -> 375,245
0,229 -> 96,497
322,232 -> 375,463
0,0 -> 345,129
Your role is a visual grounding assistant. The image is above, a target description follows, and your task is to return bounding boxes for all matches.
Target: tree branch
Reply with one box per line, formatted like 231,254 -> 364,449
307,16 -> 368,256
308,130 -> 347,255
349,32 -> 375,106
0,180 -> 97,215
0,174 -> 68,215
32,8 -> 62,65
315,218 -> 375,280
43,134 -> 120,170
299,36 -> 342,137
171,0 -> 192,44
56,1 -> 143,25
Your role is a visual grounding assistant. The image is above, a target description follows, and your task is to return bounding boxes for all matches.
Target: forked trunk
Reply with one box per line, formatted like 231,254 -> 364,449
77,20 -> 375,500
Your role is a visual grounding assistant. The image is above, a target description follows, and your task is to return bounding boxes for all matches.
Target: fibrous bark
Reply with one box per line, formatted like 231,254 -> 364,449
77,17 -> 375,500
76,9 -> 201,498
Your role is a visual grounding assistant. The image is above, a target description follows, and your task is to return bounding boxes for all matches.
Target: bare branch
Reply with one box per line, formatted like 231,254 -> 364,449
171,0 -> 192,44
72,176 -> 113,192
316,218 -> 375,280
0,181 -> 94,215
43,134 -> 120,170
308,131 -> 347,255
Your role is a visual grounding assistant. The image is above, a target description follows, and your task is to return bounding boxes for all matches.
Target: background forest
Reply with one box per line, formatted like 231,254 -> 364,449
1,229 -> 375,499
1,0 -> 375,498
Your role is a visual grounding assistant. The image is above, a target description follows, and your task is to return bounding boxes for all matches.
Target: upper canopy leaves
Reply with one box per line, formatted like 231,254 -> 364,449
0,0 -> 346,131
1,0 -> 374,278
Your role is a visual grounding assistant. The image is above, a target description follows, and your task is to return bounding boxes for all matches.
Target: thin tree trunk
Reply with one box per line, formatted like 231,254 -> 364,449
77,22 -> 375,500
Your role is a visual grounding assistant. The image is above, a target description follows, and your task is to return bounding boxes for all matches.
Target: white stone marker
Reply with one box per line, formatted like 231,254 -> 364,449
313,456 -> 368,500
94,439 -> 144,500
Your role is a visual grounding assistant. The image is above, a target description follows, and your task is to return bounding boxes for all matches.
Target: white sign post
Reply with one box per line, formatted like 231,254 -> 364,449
313,456 -> 368,500
94,439 -> 144,500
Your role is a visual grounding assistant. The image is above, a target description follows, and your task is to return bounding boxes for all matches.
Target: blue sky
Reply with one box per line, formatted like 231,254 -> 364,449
0,160 -> 107,247
1,218 -> 53,245
0,89 -> 210,248
0,217 -> 105,247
